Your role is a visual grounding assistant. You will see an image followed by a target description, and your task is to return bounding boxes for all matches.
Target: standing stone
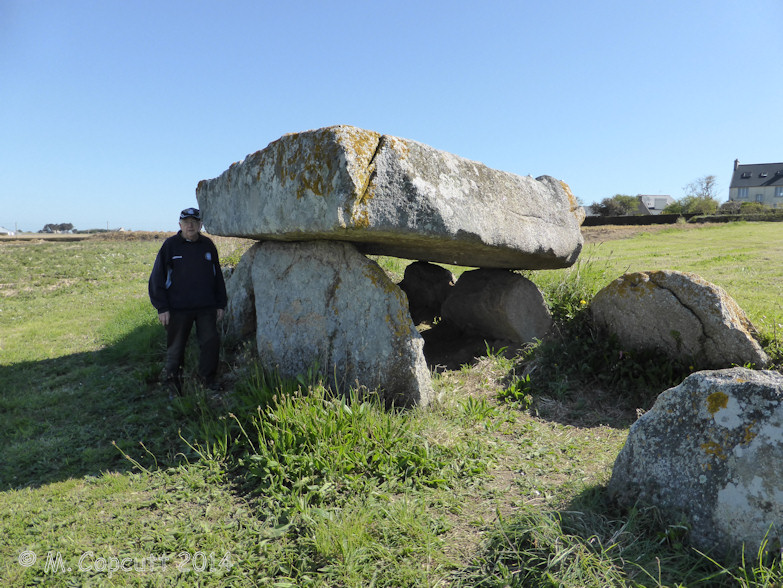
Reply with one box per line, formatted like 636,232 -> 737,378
608,368 -> 783,555
441,269 -> 553,343
196,125 -> 584,269
398,261 -> 455,325
223,242 -> 261,341
591,270 -> 768,369
250,240 -> 433,406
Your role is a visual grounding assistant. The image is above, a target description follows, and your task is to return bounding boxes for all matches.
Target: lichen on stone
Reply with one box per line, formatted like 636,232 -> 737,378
707,391 -> 729,415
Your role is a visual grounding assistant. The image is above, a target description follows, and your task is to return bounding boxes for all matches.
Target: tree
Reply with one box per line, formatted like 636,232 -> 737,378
40,223 -> 75,233
684,175 -> 718,201
662,175 -> 720,215
589,194 -> 639,217
683,195 -> 719,215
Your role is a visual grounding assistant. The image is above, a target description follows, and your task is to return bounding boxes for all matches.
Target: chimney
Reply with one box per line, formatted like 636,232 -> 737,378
734,159 -> 739,170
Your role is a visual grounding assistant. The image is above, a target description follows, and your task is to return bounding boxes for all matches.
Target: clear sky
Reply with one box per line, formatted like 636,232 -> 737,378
2,0 -> 781,232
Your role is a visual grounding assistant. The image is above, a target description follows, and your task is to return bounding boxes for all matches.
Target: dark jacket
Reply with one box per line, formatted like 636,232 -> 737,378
148,232 -> 228,313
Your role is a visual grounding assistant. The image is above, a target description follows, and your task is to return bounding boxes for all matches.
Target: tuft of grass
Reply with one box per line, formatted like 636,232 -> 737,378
189,364 -> 491,504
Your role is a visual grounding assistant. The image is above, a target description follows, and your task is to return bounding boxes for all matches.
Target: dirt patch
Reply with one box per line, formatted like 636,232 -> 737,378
581,222 -> 701,244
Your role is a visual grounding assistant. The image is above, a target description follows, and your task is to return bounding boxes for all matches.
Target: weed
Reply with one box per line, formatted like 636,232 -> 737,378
498,374 -> 534,408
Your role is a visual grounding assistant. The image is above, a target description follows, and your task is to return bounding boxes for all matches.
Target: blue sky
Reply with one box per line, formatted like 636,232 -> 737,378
2,0 -> 781,232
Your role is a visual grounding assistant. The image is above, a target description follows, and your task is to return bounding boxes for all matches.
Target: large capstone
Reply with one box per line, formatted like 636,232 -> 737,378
197,125 -> 584,269
250,240 -> 434,406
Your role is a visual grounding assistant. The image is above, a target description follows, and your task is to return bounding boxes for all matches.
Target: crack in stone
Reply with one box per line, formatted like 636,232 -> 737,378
360,134 -> 385,204
647,272 -> 712,348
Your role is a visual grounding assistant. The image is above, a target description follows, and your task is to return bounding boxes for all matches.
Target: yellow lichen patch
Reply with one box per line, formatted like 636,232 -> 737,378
706,392 -> 729,415
743,423 -> 757,444
352,209 -> 371,229
363,264 -> 399,296
559,180 -> 580,213
701,440 -> 727,460
385,310 -> 412,340
292,141 -> 333,200
608,272 -> 656,299
339,128 -> 382,227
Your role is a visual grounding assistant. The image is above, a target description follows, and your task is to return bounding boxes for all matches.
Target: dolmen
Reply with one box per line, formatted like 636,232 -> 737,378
197,125 -> 585,406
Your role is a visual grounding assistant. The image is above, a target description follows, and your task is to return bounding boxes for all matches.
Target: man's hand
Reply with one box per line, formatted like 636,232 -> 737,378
158,311 -> 170,327
217,308 -> 225,322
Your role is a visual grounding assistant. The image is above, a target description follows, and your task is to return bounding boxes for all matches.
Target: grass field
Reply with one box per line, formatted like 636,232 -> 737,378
0,223 -> 781,586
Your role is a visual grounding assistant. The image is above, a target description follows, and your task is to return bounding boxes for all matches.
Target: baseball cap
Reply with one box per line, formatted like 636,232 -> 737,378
180,208 -> 201,220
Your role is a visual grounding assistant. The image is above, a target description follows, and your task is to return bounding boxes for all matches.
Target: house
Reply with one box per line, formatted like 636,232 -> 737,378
729,160 -> 783,207
0,226 -> 14,236
636,194 -> 675,215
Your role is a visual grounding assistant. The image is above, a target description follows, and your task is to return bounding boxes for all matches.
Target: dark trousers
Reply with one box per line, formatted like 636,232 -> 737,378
165,309 -> 220,390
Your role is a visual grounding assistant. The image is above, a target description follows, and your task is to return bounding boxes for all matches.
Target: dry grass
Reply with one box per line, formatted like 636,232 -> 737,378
580,222 -> 702,244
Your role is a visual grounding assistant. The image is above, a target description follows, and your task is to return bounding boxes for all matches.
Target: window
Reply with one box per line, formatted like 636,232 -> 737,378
756,194 -> 764,202
776,186 -> 783,198
741,172 -> 752,178
738,187 -> 749,199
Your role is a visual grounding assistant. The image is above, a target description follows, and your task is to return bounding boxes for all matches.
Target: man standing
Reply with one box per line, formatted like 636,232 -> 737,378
148,208 -> 228,396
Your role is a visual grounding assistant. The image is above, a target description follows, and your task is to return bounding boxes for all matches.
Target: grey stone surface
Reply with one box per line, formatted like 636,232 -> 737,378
196,125 -> 584,269
591,270 -> 768,369
223,242 -> 260,341
608,368 -> 783,555
441,269 -> 553,343
250,240 -> 433,406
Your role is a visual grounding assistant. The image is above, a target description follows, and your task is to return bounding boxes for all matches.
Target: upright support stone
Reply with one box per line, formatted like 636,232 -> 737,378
250,240 -> 434,406
441,269 -> 553,343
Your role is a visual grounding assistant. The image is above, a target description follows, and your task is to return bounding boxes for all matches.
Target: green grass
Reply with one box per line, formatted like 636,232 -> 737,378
0,224 -> 781,586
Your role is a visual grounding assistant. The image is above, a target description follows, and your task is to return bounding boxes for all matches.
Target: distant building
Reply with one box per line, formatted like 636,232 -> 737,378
0,226 -> 14,236
636,194 -> 675,215
729,160 -> 783,207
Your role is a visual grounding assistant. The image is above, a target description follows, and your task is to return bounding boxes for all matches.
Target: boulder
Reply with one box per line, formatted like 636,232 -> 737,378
591,270 -> 768,369
250,240 -> 433,406
196,125 -> 584,269
441,269 -> 553,344
397,261 -> 455,325
223,242 -> 260,341
608,368 -> 783,555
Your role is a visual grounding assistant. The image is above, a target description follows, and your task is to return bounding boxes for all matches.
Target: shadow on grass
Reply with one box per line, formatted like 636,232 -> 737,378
0,322 -> 191,491
453,483 -> 732,587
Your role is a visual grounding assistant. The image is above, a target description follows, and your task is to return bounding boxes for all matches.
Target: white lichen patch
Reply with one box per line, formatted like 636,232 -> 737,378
710,394 -> 743,429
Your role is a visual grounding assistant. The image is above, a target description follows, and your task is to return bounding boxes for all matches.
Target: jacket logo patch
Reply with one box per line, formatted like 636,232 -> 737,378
172,255 -> 183,260
205,252 -> 212,261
